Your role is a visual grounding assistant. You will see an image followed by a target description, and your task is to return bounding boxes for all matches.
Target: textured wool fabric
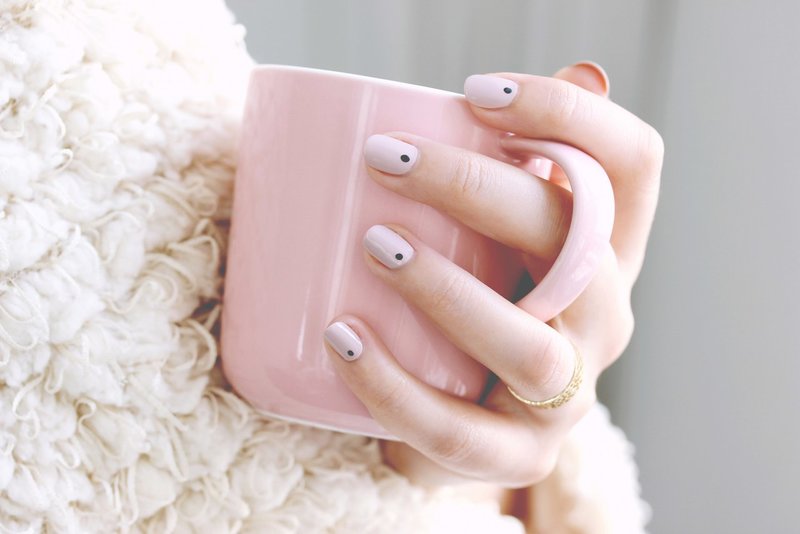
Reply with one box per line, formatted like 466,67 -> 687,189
0,0 -> 650,532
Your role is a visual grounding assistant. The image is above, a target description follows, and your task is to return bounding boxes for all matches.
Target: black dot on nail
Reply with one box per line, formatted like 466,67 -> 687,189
395,253 -> 404,260
503,87 -> 513,94
347,350 -> 354,356
400,154 -> 410,163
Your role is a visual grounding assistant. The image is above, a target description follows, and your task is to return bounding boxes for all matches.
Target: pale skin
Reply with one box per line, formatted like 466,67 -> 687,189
322,62 -> 664,512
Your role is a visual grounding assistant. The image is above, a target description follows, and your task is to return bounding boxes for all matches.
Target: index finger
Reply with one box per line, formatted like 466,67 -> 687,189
464,72 -> 664,281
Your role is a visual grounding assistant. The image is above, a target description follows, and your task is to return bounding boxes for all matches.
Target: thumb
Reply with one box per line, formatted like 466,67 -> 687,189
552,60 -> 610,98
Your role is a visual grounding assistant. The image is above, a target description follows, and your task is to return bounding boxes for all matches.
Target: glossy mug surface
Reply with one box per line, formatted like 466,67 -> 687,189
223,65 -> 553,439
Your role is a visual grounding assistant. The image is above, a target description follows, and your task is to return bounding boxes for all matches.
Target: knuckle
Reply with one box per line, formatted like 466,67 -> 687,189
604,301 -> 636,369
544,189 -> 573,253
428,269 -> 473,318
450,151 -> 492,199
544,81 -> 584,127
371,375 -> 413,414
519,334 -> 573,394
569,386 -> 598,424
633,123 -> 665,183
620,304 -> 636,351
426,416 -> 481,465
515,448 -> 560,487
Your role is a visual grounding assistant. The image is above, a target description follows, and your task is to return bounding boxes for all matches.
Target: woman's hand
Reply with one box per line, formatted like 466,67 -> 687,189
321,62 -> 663,488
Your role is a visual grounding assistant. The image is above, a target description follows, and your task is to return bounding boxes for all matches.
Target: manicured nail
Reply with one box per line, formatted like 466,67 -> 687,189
364,134 -> 418,175
464,75 -> 518,108
323,321 -> 363,361
363,225 -> 414,269
570,61 -> 610,96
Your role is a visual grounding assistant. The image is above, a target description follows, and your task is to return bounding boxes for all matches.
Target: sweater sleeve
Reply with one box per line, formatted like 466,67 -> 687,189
523,403 -> 652,533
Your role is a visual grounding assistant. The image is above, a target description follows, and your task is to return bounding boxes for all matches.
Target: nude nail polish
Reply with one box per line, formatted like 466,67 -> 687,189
323,321 -> 363,361
364,134 -> 418,175
463,75 -> 518,108
363,225 -> 414,269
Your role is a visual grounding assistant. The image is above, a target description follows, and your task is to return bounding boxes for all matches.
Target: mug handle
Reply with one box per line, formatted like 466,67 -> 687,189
499,135 -> 615,322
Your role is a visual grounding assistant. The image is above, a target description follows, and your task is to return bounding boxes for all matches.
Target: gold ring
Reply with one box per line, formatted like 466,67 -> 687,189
506,340 -> 584,409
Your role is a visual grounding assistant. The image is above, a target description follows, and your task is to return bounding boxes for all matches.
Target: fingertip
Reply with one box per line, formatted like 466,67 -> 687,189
374,223 -> 420,249
362,224 -> 416,270
463,74 -> 520,109
323,318 -> 364,361
322,316 -> 420,425
323,315 -> 393,366
363,134 -> 420,175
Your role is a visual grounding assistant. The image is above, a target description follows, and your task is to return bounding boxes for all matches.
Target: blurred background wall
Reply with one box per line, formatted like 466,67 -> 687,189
225,1 -> 799,532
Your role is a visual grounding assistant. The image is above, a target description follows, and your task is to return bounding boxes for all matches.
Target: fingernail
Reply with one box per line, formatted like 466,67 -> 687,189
464,75 -> 518,108
364,134 -> 418,175
571,61 -> 610,96
323,321 -> 363,361
363,225 -> 414,269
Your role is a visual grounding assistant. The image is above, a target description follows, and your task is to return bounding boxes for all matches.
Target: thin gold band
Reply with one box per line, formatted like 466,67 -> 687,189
506,341 -> 583,409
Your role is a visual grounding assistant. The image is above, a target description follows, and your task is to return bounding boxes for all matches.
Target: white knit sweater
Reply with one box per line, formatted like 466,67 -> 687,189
0,1 -> 650,532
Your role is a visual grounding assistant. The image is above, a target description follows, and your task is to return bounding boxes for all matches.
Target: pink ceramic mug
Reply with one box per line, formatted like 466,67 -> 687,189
221,65 -> 614,439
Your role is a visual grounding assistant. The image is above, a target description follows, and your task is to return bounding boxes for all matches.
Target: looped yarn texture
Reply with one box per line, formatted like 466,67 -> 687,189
0,1 -> 528,531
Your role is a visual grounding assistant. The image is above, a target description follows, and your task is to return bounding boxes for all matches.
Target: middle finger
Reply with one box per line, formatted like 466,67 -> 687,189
361,223 -> 575,403
364,133 -> 573,264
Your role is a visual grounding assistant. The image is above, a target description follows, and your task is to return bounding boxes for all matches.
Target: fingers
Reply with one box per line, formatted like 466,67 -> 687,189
379,440 -> 478,487
463,68 -> 663,280
322,63 -> 654,489
363,133 -> 573,264
360,223 -> 576,403
322,315 -> 551,487
523,244 -> 632,372
358,222 -> 606,421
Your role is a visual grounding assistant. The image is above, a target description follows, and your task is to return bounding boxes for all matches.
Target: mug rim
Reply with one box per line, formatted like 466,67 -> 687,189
252,63 -> 464,98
